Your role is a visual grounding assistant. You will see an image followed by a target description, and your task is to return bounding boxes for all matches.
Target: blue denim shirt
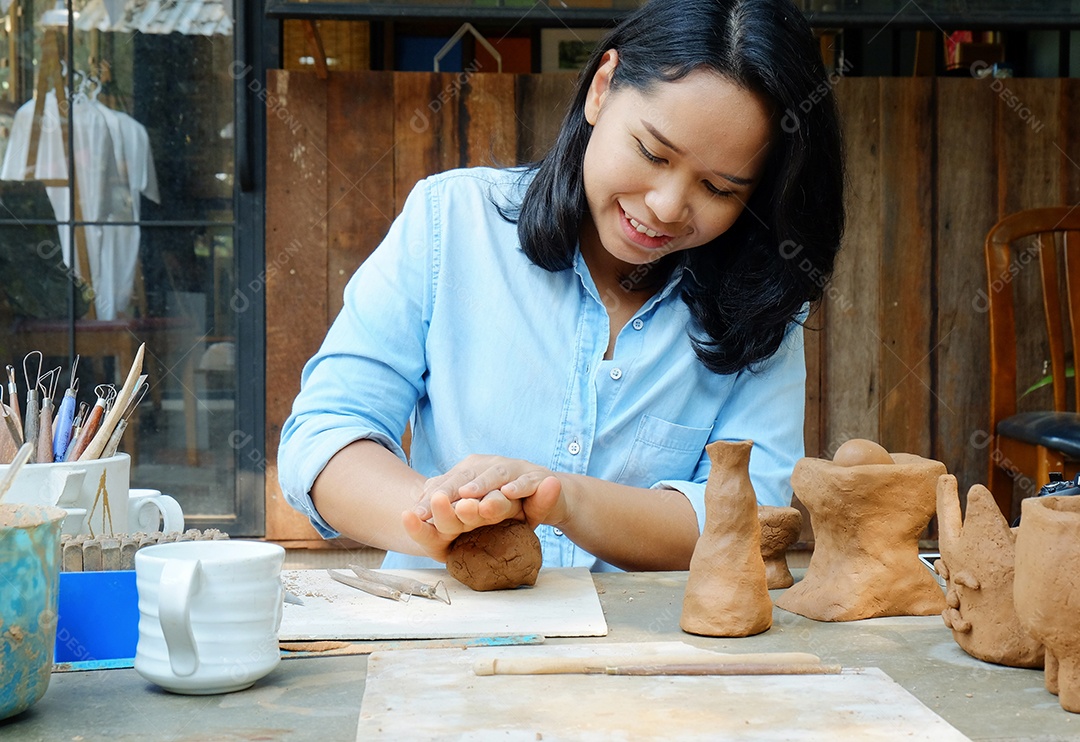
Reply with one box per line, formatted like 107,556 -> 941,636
278,167 -> 806,572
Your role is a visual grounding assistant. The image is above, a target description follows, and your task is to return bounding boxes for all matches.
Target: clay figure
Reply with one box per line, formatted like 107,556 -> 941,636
446,520 -> 542,591
758,505 -> 802,589
775,438 -> 947,621
681,440 -> 772,637
935,475 -> 1042,668
1014,495 -> 1080,713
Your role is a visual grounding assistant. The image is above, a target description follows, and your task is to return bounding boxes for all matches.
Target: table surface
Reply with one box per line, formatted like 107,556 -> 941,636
3,571 -> 1077,741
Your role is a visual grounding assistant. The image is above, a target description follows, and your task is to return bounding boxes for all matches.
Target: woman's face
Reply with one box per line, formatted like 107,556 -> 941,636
581,50 -> 774,271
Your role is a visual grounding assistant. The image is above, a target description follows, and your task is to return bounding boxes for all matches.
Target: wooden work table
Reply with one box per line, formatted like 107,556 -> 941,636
2,571 -> 1073,740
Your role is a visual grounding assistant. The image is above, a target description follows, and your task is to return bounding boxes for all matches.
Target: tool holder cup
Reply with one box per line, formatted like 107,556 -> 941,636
134,540 -> 286,695
0,454 -> 183,537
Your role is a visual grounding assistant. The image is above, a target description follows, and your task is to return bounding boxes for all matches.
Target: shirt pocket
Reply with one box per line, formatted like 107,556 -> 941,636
614,415 -> 714,487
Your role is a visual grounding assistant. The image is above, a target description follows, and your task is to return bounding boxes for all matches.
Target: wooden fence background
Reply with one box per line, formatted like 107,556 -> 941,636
265,71 -> 1080,544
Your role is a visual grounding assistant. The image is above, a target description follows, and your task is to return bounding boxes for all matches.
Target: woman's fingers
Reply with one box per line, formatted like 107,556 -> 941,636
401,510 -> 453,563
500,469 -> 550,499
522,475 -> 564,528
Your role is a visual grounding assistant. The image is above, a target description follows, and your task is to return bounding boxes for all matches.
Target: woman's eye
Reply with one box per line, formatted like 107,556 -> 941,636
704,181 -> 735,197
636,140 -> 662,164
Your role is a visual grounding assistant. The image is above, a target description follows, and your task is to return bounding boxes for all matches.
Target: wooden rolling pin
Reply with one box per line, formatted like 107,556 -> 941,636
474,651 -> 836,677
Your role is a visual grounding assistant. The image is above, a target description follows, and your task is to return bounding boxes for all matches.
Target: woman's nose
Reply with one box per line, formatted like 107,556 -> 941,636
643,176 -> 690,229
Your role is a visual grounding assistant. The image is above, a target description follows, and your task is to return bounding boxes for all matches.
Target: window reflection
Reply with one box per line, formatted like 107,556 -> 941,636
0,0 -> 243,533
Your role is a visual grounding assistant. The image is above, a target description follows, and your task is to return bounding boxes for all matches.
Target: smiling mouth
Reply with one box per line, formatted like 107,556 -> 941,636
620,207 -> 675,249
627,214 -> 664,239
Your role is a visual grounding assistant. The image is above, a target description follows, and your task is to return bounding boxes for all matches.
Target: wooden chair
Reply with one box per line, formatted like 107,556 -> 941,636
986,206 -> 1080,519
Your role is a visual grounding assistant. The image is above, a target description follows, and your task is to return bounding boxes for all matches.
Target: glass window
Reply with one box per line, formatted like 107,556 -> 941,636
0,1 -> 247,534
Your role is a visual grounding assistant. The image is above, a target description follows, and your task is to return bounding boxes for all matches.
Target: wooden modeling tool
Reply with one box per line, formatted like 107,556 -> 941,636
101,376 -> 148,458
473,651 -> 831,677
80,343 -> 144,461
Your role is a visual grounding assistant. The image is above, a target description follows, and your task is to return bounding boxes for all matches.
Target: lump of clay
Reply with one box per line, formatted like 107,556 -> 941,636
446,520 -> 541,591
1014,495 -> 1080,713
681,440 -> 773,638
936,475 -> 1042,668
758,506 -> 802,589
774,438 -> 947,621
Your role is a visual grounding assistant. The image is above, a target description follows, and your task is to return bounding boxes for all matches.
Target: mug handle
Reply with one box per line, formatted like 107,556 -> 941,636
159,559 -> 201,677
129,493 -> 186,534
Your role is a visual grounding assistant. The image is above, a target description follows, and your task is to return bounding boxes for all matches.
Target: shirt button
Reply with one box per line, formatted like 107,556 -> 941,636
609,368 -> 623,380
553,528 -> 564,537
632,318 -> 644,330
568,441 -> 581,455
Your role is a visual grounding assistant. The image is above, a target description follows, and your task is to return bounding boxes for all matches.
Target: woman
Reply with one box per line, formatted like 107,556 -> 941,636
278,0 -> 844,572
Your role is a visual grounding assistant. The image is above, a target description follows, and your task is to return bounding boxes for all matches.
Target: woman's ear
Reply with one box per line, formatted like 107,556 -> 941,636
584,49 -> 619,126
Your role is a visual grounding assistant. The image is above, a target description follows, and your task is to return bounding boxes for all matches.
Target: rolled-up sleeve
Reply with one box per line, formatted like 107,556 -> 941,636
277,179 -> 436,537
652,320 -> 807,533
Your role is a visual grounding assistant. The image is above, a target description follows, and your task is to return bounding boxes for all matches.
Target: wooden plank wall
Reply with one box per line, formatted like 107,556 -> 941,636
265,71 -> 1080,543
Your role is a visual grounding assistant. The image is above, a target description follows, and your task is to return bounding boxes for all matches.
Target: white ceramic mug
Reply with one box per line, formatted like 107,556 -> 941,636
128,488 -> 185,535
134,540 -> 285,695
0,454 -> 184,536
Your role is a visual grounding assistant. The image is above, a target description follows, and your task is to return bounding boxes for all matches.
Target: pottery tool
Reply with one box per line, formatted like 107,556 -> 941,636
52,356 -> 79,462
62,402 -> 88,462
473,651 -> 826,676
475,660 -> 841,676
1,404 -> 22,462
0,442 -> 34,504
347,563 -> 451,605
327,568 -> 409,602
6,365 -> 20,432
65,385 -> 112,462
100,376 -> 148,459
279,634 -> 545,659
21,351 -> 42,461
80,343 -> 144,461
35,368 -> 60,463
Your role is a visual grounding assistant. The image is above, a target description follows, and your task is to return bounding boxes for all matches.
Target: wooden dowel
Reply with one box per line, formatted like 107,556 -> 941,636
604,663 -> 843,676
473,651 -> 823,677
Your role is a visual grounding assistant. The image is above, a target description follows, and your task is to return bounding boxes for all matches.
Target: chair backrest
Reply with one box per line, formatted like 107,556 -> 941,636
985,207 -> 1080,427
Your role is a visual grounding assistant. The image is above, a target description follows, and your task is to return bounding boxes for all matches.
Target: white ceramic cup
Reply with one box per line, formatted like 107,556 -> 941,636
128,488 -> 185,535
134,540 -> 285,695
0,454 -> 185,536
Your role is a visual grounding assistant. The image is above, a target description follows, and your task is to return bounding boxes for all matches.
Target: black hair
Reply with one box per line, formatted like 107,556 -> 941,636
511,0 -> 845,375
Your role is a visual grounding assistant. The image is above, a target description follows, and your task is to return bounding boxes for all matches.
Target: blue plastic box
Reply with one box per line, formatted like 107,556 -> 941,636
55,570 -> 139,665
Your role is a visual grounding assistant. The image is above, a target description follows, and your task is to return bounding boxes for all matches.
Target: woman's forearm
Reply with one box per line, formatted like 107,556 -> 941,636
309,439 -> 429,556
556,474 -> 700,571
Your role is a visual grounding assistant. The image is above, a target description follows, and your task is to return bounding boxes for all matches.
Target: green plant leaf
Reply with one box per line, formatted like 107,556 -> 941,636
1022,364 -> 1075,397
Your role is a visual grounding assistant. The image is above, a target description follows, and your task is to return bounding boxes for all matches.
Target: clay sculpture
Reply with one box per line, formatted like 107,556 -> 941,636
775,438 -> 947,621
681,440 -> 772,637
1014,495 -> 1080,713
935,475 -> 1043,668
446,519 -> 542,591
758,505 -> 802,589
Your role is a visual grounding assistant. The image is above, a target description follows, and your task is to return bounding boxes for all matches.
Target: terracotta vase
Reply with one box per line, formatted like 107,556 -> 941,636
1014,495 -> 1080,713
775,443 -> 947,621
936,475 -> 1042,668
758,505 -> 802,589
680,440 -> 772,637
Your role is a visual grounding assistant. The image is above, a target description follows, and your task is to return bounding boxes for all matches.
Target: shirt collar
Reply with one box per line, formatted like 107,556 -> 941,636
573,248 -> 687,314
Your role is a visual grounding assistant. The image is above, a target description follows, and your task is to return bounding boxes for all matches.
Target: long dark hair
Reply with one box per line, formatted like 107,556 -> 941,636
512,0 -> 845,375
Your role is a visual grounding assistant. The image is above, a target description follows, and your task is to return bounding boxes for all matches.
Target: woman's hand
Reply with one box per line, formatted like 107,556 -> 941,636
401,455 -> 566,562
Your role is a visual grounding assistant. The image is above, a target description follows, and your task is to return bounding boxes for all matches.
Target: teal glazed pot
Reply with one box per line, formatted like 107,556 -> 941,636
0,504 -> 66,720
